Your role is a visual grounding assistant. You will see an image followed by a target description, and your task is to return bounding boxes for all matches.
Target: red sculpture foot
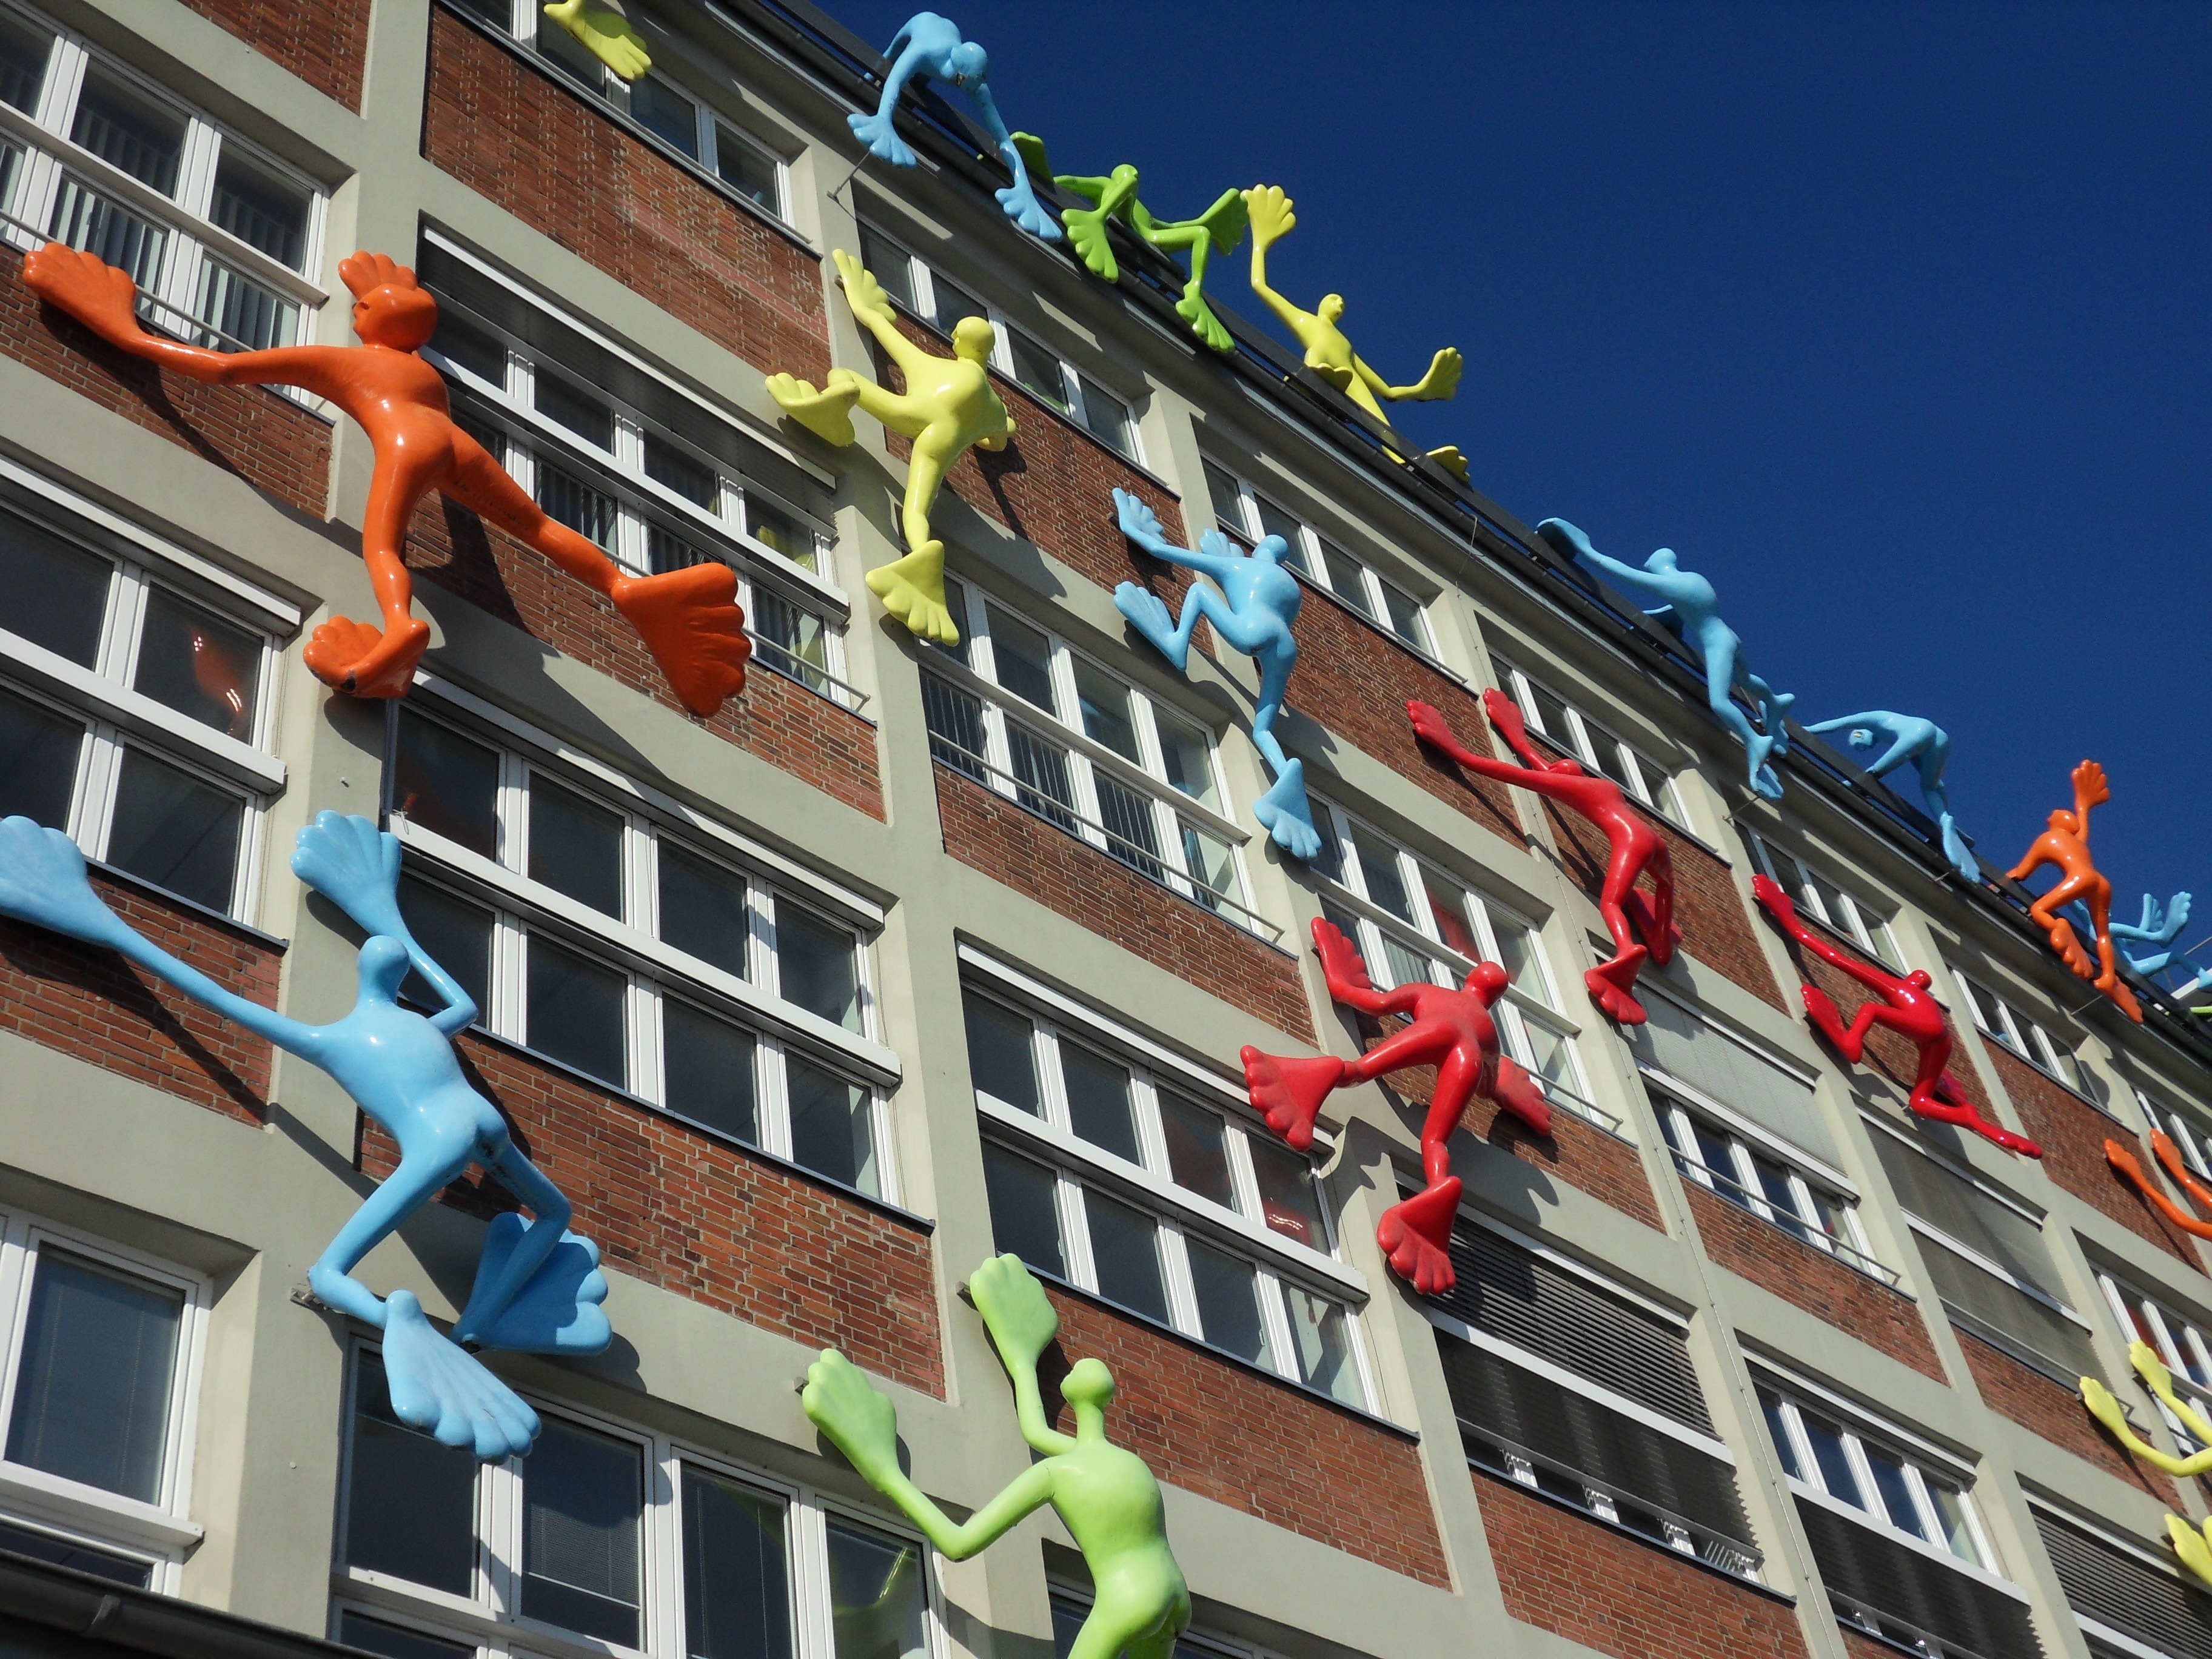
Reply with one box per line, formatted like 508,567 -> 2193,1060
1377,1178 -> 1463,1296
1492,1056 -> 1553,1137
1241,1048 -> 1346,1151
1584,948 -> 1651,1025
1915,1093 -> 2043,1158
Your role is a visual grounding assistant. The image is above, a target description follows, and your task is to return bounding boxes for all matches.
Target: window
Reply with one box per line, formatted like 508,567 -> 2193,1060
2147,1090 -> 2212,1183
0,480 -> 286,919
1204,460 -> 1433,654
855,221 -> 1140,460
1747,833 -> 1901,968
389,699 -> 895,1198
1952,969 -> 2110,1108
1427,1218 -> 1760,1578
1625,988 -> 1840,1164
2036,1504 -> 2212,1659
922,578 -> 1267,938
963,974 -> 1374,1411
0,1213 -> 206,1592
1489,655 -> 1688,828
2096,1269 -> 2212,1452
1759,1383 -> 1990,1567
0,3 -> 323,352
417,235 -> 859,711
335,1345 -> 925,1659
1307,800 -> 1604,1128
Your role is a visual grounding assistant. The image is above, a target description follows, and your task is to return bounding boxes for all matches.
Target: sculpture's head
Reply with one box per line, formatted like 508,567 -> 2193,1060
340,252 -> 438,351
1465,960 -> 1510,1004
357,934 -> 413,1002
1318,292 -> 1346,323
1253,533 -> 1293,567
1905,969 -> 1934,990
951,315 -> 996,364
947,39 -> 988,86
1846,728 -> 1876,751
1646,547 -> 1680,572
1062,1356 -> 1115,1431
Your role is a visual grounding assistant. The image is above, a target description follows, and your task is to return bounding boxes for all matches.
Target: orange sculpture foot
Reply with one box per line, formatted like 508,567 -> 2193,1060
2043,917 -> 2096,979
1584,948 -> 1650,1025
1241,1048 -> 1345,1151
304,615 -> 432,699
1376,1177 -> 1463,1296
611,565 -> 750,717
2095,972 -> 2143,1023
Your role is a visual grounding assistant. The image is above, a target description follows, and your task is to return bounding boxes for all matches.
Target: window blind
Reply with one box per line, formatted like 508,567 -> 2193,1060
1797,1498 -> 2041,1659
1871,1129 -> 2063,1298
1627,993 -> 1839,1165
2037,1506 -> 2212,1659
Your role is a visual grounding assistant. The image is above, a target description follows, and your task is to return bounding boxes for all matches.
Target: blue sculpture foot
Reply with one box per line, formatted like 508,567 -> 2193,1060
381,1289 -> 541,1462
455,1214 -> 611,1356
1255,762 -> 1322,862
1939,817 -> 1979,882
1114,582 -> 1188,671
997,181 -> 1062,242
1745,731 -> 1785,800
848,112 -> 916,167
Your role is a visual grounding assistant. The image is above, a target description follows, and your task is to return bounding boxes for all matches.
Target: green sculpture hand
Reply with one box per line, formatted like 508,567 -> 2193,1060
802,1349 -> 905,1490
970,1252 -> 1060,1377
543,0 -> 651,81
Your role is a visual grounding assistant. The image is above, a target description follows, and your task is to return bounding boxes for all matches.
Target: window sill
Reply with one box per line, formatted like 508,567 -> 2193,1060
0,1464 -> 199,1554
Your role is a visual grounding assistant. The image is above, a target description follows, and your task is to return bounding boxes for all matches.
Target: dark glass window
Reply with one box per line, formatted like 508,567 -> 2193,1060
927,272 -> 982,339
133,588 -> 260,738
104,748 -> 240,911
964,997 -> 1040,1115
336,1612 -> 474,1659
777,905 -> 860,1032
429,309 -> 508,387
526,937 -> 626,1086
644,434 -> 717,508
528,774 -> 623,917
1007,331 -> 1068,412
1159,1096 -> 1234,1208
536,460 -> 616,547
681,1466 -> 793,1659
5,1250 -> 181,1502
629,78 -> 697,158
395,876 -> 490,1017
0,13 -> 51,115
0,1518 -> 147,1586
787,1057 -> 874,1193
1061,1044 -> 1138,1163
982,1142 -> 1062,1276
521,1416 -> 643,1646
1187,1238 -> 1272,1367
716,125 -> 780,212
1247,1136 -> 1324,1248
659,845 -> 749,980
1086,1190 -> 1167,1324
0,512 -> 108,665
535,372 -> 615,449
826,1517 -> 926,1659
0,687 -> 84,829
857,226 -> 914,312
208,151 -> 309,270
341,1352 -> 475,1595
393,712 -> 498,858
71,69 -> 184,196
664,999 -> 758,1145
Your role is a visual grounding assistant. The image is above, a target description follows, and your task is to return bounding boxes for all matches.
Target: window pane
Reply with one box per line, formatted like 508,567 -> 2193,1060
1179,823 -> 1238,910
630,76 -> 698,156
534,372 -> 615,449
1203,462 -> 1247,535
1488,917 -> 1550,1007
529,775 -> 623,917
929,270 -> 983,338
1008,332 -> 1069,413
395,876 -> 490,1016
0,1518 -> 147,1586
1692,1123 -> 1746,1202
1379,933 -> 1433,992
683,1466 -> 793,1659
1801,1413 -> 1863,1508
1078,375 -> 1133,456
1187,1238 -> 1273,1369
1248,1137 -> 1324,1248
826,1518 -> 927,1659
964,999 -> 1042,1117
1318,543 -> 1374,617
1422,873 -> 1480,960
193,257 -> 301,353
336,1613 -> 474,1659
1007,724 -> 1076,827
988,611 -> 1057,713
1757,1389 -> 1800,1478
537,13 -> 611,89
1253,498 -> 1307,572
1380,581 -> 1429,649
537,459 -> 617,546
1526,678 -> 1576,751
755,591 -> 833,689
1349,827 -> 1412,922
393,710 -> 499,857
787,1056 -> 876,1194
0,511 -> 108,665
857,226 -> 913,311
1865,1447 -> 1927,1540
5,1250 -> 181,1502
209,150 -> 310,270
523,1416 -> 643,1647
1061,1044 -> 1139,1162
982,1141 -> 1063,1275
1094,772 -> 1164,880
0,13 -> 50,113
133,587 -> 260,739
1516,1017 -> 1579,1103
106,749 -> 240,911
659,844 -> 750,981
72,69 -> 184,195
746,498 -> 816,572
1751,1155 -> 1811,1241
341,1351 -> 477,1594
0,687 -> 82,828
664,999 -> 758,1145
644,432 -> 718,508
1159,1095 -> 1234,1208
777,905 -> 862,1032
1925,1478 -> 1981,1564
48,176 -> 167,289
716,122 -> 782,213
431,306 -> 506,384
1578,719 -> 1637,793
1085,1190 -> 1168,1323
1072,660 -> 1140,762
922,674 -> 987,773
527,937 -> 626,1086
1282,1285 -> 1361,1406
1153,709 -> 1218,810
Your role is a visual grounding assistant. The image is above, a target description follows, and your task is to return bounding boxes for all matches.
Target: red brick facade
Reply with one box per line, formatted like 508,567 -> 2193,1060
1473,1468 -> 1812,1659
364,1034 -> 943,1397
1460,1085 -> 1664,1228
423,14 -> 831,384
0,873 -> 276,1127
1041,1286 -> 1449,1586
1686,1185 -> 1945,1380
0,244 -> 332,518
176,0 -> 370,110
1954,1327 -> 2182,1506
405,497 -> 885,818
933,761 -> 1316,1044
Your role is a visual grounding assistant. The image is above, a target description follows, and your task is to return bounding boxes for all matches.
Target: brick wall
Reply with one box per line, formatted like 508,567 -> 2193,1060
1984,1041 -> 2202,1269
406,497 -> 885,818
1840,1629 -> 1902,1659
0,244 -> 332,517
176,0 -> 369,110
1685,1185 -> 1945,1380
1954,1326 -> 2182,1506
933,760 -> 1316,1044
423,13 -> 830,383
1545,801 -> 1785,1012
1038,1285 -> 1449,1586
0,872 -> 276,1127
363,1034 -> 943,1396
1472,1467 -> 1812,1659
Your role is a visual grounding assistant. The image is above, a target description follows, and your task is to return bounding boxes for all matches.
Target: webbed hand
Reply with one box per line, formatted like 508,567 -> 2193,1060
0,818 -> 132,951
969,1253 -> 1059,1378
2080,1375 -> 2131,1440
849,109 -> 917,168
1311,917 -> 1375,995
2072,759 -> 2111,812
22,244 -> 144,349
1063,204 -> 1119,281
1111,487 -> 1167,551
1243,185 -> 1295,252
2170,1515 -> 2212,1591
996,177 -> 1062,243
543,0 -> 651,81
1401,347 -> 1464,402
291,811 -> 407,942
833,249 -> 894,330
2131,1338 -> 2181,1401
802,1349 -> 905,1489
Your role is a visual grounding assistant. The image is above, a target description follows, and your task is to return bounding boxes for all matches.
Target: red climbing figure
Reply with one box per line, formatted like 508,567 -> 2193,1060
1409,690 -> 1676,1025
1751,874 -> 2041,1158
1241,916 -> 1550,1295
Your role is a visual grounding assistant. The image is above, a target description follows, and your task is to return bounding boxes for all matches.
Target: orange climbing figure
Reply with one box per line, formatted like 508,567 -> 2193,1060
20,245 -> 749,712
2006,760 -> 2140,1022
1241,917 -> 1550,1296
2106,1133 -> 2212,1241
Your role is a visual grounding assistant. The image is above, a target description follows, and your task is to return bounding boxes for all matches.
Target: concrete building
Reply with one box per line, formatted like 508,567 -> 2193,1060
0,4 -> 2204,1658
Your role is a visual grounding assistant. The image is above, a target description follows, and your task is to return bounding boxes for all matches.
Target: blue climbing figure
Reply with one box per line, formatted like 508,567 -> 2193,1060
1540,518 -> 1794,801
0,811 -> 608,1462
1111,489 -> 1319,862
2063,892 -> 2209,997
848,13 -> 1060,243
1804,710 -> 1978,882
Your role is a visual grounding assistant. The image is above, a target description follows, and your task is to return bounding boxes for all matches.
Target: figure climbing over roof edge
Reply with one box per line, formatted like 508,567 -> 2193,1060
1804,711 -> 1978,883
2007,760 -> 2141,1022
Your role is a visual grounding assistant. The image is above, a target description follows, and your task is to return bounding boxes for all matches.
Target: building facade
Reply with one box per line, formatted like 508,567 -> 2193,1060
0,4 -> 2205,1659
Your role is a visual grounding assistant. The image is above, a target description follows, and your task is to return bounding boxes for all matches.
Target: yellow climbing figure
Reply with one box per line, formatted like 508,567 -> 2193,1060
2080,1341 -> 2212,1587
1242,184 -> 1469,479
766,249 -> 1011,646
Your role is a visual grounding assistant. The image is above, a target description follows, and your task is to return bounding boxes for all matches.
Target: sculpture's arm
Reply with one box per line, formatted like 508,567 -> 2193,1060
899,1463 -> 1056,1561
292,813 -> 478,1036
1350,346 -> 1461,403
832,250 -> 931,380
1244,236 -> 1306,335
2082,1373 -> 2212,1476
2071,760 -> 2110,839
1804,712 -> 1890,737
1312,918 -> 1410,1018
113,926 -> 328,1059
2135,1339 -> 2212,1448
1574,546 -> 1684,611
1751,874 -> 1894,994
1111,489 -> 1236,582
866,33 -> 923,122
2005,840 -> 2053,884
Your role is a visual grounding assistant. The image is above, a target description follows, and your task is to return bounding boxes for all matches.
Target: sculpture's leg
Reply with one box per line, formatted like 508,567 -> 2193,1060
1065,1592 -> 1172,1659
1370,1040 -> 1477,1295
1156,221 -> 1233,352
2027,883 -> 2097,977
1743,671 -> 1794,756
1239,637 -> 1320,862
1241,1048 -> 1347,1151
451,1141 -> 580,1347
1703,634 -> 1780,798
307,1130 -> 477,1329
863,418 -> 960,645
1590,843 -> 1657,1022
1112,582 -> 1204,674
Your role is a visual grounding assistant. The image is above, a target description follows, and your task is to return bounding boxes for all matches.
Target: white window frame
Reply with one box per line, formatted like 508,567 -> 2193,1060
2147,1089 -> 2212,1180
2096,1269 -> 2212,1442
1489,656 -> 1689,828
1747,833 -> 1902,968
0,1205 -> 210,1593
1951,968 -> 2111,1110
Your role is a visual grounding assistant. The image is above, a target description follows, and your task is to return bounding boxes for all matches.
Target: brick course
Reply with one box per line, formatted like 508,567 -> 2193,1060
933,760 -> 1315,1044
1472,1467 -> 1811,1659
0,243 -> 331,517
1039,1285 -> 1449,1586
0,872 -> 276,1127
176,0 -> 370,110
1685,1184 -> 1945,1381
423,13 -> 830,383
1953,1325 -> 2182,1506
363,1034 -> 942,1396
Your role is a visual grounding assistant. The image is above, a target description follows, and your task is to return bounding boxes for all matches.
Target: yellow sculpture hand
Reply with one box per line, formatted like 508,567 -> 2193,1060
543,0 -> 651,81
1403,345 -> 1465,402
2079,1361 -> 2212,1477
2171,1515 -> 2212,1590
833,249 -> 894,330
2133,1339 -> 2212,1446
1242,185 -> 1296,254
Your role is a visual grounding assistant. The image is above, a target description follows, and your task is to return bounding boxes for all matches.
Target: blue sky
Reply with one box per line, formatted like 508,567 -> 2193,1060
833,1 -> 2209,923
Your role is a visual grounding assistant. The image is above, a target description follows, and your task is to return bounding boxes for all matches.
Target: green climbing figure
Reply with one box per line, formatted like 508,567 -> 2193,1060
1011,134 -> 1247,354
803,1253 -> 1190,1659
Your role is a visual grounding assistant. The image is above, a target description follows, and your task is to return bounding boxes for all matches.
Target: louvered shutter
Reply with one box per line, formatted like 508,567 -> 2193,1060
1626,992 -> 1840,1164
1797,1498 -> 2041,1659
2037,1506 -> 2212,1659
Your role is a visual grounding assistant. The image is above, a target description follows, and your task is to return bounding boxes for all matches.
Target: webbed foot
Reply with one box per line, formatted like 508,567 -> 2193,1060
454,1215 -> 611,1355
1241,1048 -> 1345,1151
997,180 -> 1062,242
1584,948 -> 1651,1025
1174,291 -> 1233,353
1745,731 -> 1785,800
1939,816 -> 1980,882
2043,916 -> 2096,978
304,615 -> 432,700
2097,973 -> 2143,1022
380,1290 -> 541,1462
1800,983 -> 1850,1050
1254,760 -> 1321,861
1376,1178 -> 1462,1295
1113,581 -> 1186,669
611,563 -> 750,716
0,817 -> 130,949
765,372 -> 859,447
848,110 -> 916,167
1062,207 -> 1118,280
866,543 -> 959,645
1425,445 -> 1470,481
